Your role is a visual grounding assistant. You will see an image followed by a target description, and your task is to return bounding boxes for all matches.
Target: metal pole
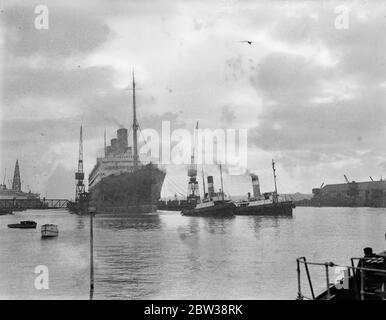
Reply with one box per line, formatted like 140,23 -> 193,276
304,260 -> 315,299
296,259 -> 302,300
360,269 -> 364,300
90,210 -> 94,300
325,264 -> 330,300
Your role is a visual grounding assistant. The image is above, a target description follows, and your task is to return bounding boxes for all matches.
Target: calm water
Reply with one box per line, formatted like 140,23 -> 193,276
0,207 -> 385,300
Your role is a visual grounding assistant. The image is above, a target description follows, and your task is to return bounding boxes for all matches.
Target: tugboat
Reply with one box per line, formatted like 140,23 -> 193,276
8,221 -> 37,229
41,224 -> 59,238
181,199 -> 235,217
182,165 -> 235,217
296,247 -> 386,300
234,160 -> 295,216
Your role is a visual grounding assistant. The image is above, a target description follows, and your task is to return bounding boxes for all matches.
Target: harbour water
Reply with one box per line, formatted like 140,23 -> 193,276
0,207 -> 385,300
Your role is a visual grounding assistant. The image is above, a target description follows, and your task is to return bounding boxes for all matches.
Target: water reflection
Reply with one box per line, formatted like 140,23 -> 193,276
95,214 -> 161,231
76,216 -> 86,230
202,216 -> 235,235
243,215 -> 293,237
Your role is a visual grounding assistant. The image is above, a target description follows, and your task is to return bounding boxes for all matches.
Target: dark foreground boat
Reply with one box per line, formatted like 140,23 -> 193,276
296,247 -> 386,300
8,220 -> 37,229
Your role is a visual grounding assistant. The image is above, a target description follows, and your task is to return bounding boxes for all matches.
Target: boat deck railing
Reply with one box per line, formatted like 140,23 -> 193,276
296,256 -> 386,300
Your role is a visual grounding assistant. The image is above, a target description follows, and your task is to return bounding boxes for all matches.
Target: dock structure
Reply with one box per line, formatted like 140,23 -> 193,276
0,198 -> 69,210
298,178 -> 386,207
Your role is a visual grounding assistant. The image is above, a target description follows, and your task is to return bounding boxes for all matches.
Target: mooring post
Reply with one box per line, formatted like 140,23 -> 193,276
89,207 -> 95,300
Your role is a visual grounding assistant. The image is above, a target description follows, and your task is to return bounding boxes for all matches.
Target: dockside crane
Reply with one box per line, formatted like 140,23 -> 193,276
75,126 -> 86,202
369,176 -> 374,181
344,174 -> 350,184
187,121 -> 200,204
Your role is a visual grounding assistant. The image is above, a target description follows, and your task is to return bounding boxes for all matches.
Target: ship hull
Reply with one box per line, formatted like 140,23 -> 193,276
182,201 -> 235,217
89,163 -> 165,214
235,201 -> 295,216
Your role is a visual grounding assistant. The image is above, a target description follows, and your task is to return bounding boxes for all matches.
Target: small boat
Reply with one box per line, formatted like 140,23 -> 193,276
41,224 -> 59,238
8,220 -> 37,229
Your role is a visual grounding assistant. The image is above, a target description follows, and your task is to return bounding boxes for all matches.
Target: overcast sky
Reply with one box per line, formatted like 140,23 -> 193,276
1,0 -> 386,199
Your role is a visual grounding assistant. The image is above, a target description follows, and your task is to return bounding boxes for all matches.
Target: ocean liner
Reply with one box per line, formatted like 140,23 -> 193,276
88,73 -> 166,214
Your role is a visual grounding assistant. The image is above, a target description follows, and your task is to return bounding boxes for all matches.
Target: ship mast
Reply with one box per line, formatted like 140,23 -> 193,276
272,159 -> 278,204
132,71 -> 139,168
219,163 -> 225,201
202,167 -> 206,199
195,121 -> 206,200
104,128 -> 107,157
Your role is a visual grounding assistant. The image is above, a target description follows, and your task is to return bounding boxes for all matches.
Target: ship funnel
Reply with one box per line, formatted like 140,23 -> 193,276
106,146 -> 112,156
251,174 -> 261,198
207,176 -> 214,198
111,138 -> 118,154
117,128 -> 128,154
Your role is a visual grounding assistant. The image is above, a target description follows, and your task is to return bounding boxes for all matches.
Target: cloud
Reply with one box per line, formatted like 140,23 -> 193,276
3,65 -> 115,105
220,105 -> 236,124
3,3 -> 110,58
